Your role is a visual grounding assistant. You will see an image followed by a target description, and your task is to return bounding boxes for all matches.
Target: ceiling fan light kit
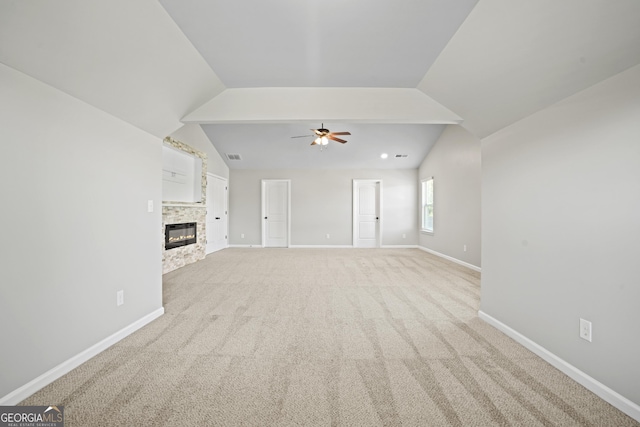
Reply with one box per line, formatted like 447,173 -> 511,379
313,136 -> 329,146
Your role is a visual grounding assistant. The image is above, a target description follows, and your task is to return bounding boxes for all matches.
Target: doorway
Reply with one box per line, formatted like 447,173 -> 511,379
353,179 -> 382,248
206,174 -> 228,254
261,179 -> 290,247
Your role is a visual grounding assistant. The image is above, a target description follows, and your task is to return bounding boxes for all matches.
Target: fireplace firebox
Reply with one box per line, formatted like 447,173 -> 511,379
165,222 -> 197,250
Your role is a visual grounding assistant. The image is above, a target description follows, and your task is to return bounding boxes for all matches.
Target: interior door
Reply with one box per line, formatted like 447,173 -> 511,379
206,174 -> 228,254
353,180 -> 381,248
262,180 -> 290,248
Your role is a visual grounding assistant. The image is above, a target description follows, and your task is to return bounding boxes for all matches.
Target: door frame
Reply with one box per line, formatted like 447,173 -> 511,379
206,173 -> 229,254
352,179 -> 383,248
261,179 -> 291,248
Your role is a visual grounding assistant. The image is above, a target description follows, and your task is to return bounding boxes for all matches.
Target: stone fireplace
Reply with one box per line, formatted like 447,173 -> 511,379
162,136 -> 208,274
162,206 -> 206,273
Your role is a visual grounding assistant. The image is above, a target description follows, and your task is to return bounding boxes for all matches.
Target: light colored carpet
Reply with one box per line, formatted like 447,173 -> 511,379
22,248 -> 638,426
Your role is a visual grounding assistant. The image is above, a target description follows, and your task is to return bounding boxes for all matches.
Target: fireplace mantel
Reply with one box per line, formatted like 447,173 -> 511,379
162,203 -> 206,208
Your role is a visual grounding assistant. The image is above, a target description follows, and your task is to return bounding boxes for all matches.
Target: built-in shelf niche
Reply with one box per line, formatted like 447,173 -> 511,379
162,136 -> 207,206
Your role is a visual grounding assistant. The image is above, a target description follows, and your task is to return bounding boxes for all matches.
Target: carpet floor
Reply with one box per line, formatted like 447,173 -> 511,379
21,248 -> 638,426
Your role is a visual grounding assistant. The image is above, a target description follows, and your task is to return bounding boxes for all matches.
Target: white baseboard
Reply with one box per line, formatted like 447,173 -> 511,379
478,310 -> 640,423
230,245 -> 419,249
289,245 -> 354,249
0,307 -> 165,406
417,245 -> 481,272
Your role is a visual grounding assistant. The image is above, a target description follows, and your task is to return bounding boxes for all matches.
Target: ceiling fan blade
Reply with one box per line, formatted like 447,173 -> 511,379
330,132 -> 351,136
291,135 -> 314,138
311,129 -> 323,136
328,135 -> 347,144
310,140 -> 318,145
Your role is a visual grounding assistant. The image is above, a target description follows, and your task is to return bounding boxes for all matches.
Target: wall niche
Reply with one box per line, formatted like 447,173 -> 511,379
162,136 -> 207,205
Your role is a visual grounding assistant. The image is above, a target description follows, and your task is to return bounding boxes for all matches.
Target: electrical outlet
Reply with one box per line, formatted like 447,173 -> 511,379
147,200 -> 154,212
464,244 -> 467,252
117,290 -> 124,307
402,233 -> 406,238
326,234 -> 330,239
241,233 -> 245,239
579,318 -> 592,342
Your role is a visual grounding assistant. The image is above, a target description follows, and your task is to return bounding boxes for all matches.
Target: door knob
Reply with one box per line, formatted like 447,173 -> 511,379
264,217 -> 268,219
215,217 -> 220,220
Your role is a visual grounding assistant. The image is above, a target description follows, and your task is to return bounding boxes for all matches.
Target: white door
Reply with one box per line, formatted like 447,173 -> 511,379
262,180 -> 290,247
206,174 -> 228,254
353,180 -> 381,248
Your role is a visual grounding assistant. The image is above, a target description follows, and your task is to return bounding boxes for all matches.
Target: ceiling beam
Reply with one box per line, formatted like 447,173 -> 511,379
182,88 -> 463,125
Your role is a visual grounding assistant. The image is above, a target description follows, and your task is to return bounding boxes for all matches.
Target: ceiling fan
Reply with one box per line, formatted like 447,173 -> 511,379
291,123 -> 351,148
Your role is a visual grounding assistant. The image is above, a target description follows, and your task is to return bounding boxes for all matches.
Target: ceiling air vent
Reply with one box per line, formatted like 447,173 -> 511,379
226,153 -> 242,161
395,154 -> 408,158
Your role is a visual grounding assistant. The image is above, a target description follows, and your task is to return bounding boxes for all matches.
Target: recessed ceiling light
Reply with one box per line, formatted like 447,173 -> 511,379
381,153 -> 388,159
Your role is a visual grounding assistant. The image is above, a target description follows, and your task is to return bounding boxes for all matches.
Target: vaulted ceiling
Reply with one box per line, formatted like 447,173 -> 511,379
159,0 -> 477,89
1,0 -> 639,169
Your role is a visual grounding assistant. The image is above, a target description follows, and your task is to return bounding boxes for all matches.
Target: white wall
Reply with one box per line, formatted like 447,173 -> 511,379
229,169 -> 418,246
170,124 -> 229,179
418,125 -> 481,268
0,64 -> 163,400
481,64 -> 640,407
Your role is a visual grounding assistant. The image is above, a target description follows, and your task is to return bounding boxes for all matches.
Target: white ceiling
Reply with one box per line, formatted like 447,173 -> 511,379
418,0 -> 640,138
2,0 -> 640,170
158,0 -> 478,88
201,123 -> 446,170
157,0 -> 476,170
0,0 -> 224,138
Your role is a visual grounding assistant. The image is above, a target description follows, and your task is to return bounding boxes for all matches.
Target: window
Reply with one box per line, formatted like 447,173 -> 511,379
421,178 -> 434,233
